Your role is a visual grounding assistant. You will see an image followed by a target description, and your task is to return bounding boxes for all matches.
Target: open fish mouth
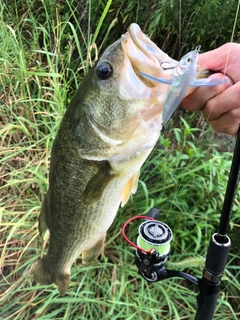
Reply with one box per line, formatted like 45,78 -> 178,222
122,23 -> 177,87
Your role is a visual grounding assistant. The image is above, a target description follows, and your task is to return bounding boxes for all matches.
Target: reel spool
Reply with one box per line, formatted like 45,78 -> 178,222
137,220 -> 172,257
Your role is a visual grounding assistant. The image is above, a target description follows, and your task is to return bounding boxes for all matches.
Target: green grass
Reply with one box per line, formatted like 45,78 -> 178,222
1,1 -> 240,319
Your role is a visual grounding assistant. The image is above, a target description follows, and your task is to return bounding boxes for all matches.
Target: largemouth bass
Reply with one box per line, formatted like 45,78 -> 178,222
33,23 -> 177,296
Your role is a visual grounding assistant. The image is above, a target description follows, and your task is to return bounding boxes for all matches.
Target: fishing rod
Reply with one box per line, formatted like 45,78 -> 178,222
122,129 -> 240,319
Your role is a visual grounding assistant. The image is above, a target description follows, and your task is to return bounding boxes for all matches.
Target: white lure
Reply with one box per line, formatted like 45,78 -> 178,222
141,46 -> 226,124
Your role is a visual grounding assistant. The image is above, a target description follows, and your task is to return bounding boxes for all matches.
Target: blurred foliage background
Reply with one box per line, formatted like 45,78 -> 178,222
1,0 -> 240,319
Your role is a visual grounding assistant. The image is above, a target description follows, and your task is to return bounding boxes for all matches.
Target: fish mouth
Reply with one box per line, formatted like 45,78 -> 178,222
122,23 -> 177,87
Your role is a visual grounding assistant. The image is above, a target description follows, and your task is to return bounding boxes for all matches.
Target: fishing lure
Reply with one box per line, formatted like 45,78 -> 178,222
141,46 -> 226,124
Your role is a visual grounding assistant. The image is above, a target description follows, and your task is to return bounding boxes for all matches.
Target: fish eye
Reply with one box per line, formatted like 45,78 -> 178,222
187,58 -> 193,63
97,62 -> 113,80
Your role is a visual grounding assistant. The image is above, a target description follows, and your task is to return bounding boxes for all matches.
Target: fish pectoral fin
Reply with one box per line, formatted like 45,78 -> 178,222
38,193 -> 50,236
82,161 -> 115,205
82,234 -> 106,263
120,170 -> 140,207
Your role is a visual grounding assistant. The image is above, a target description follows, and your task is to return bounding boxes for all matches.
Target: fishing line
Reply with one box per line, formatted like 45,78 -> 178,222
205,0 -> 240,125
161,3 -> 240,252
223,0 -> 240,71
122,216 -> 155,253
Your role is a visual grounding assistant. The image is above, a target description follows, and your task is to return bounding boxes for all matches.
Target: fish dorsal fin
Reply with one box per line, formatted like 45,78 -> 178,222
82,161 -> 115,205
120,170 -> 140,207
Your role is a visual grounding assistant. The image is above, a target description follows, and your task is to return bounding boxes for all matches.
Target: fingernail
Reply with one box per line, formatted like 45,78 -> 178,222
224,75 -> 233,86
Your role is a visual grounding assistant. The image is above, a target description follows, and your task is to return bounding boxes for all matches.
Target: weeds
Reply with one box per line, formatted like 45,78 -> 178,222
1,1 -> 240,319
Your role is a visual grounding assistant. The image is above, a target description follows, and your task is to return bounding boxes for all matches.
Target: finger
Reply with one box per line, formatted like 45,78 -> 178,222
182,74 -> 232,111
202,82 -> 240,122
197,43 -> 240,83
197,45 -> 230,72
208,108 -> 240,137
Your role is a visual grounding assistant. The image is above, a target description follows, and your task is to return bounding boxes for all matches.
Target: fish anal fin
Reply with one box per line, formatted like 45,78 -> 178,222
82,234 -> 106,264
121,170 -> 140,207
38,194 -> 50,236
82,162 -> 115,205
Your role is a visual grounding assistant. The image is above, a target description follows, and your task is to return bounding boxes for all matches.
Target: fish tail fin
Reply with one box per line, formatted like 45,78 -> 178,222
33,255 -> 54,285
32,256 -> 69,296
55,274 -> 70,296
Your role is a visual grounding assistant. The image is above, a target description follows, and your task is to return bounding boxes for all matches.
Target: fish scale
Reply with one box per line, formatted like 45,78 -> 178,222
35,110 -> 154,295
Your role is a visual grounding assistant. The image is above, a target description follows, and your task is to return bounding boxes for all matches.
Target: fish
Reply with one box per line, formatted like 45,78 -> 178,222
141,46 -> 226,124
32,23 -> 178,296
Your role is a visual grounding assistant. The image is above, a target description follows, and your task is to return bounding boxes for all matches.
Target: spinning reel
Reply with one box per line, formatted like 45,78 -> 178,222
122,209 -> 200,287
122,130 -> 240,320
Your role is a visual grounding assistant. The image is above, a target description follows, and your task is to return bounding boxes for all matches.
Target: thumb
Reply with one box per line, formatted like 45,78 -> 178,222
197,45 -> 229,72
197,43 -> 240,83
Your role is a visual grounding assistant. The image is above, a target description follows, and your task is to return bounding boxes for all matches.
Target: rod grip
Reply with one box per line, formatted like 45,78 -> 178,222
195,233 -> 231,320
205,233 -> 231,274
195,279 -> 219,320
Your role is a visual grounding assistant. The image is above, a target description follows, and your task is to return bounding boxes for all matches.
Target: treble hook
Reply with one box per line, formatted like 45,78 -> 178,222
160,61 -> 176,70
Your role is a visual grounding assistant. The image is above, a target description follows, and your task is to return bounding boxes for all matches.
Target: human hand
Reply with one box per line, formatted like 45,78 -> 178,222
182,43 -> 240,136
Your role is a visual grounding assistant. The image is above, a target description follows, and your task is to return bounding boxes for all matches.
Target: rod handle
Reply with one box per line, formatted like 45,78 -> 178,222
195,233 -> 231,319
195,278 -> 219,320
205,233 -> 231,274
